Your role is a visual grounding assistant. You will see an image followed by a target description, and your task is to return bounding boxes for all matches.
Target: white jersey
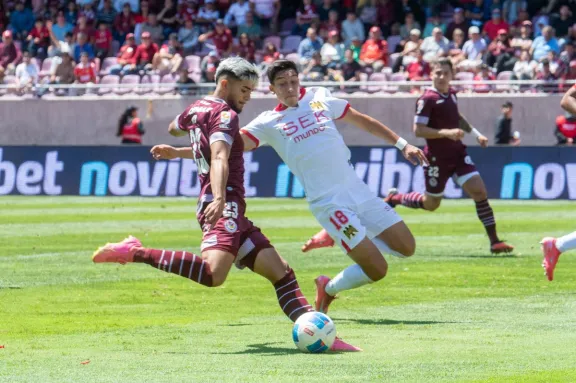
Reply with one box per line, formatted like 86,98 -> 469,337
241,87 -> 359,202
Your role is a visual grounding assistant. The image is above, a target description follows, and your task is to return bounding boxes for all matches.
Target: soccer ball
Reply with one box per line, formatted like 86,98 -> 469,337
292,312 -> 336,353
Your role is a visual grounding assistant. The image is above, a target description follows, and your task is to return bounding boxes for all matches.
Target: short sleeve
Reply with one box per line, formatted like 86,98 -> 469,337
208,109 -> 239,146
314,87 -> 350,120
241,114 -> 269,148
414,96 -> 433,125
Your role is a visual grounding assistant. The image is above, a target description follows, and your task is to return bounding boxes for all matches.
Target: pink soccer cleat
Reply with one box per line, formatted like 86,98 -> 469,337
541,237 -> 562,281
331,337 -> 362,352
314,275 -> 336,314
92,235 -> 143,264
301,229 -> 334,253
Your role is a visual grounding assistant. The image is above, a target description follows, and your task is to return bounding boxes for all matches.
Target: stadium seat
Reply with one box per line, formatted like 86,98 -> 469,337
155,74 -> 176,95
496,71 -> 514,92
284,52 -> 299,63
39,58 -> 53,78
135,74 -> 159,95
184,55 -> 201,73
30,58 -> 41,73
279,18 -> 296,37
0,75 -> 17,95
388,52 -> 401,68
97,74 -> 119,95
455,71 -> 474,92
263,36 -> 281,52
257,73 -> 270,94
386,36 -> 402,55
367,73 -> 387,93
281,35 -> 302,54
385,72 -> 407,93
111,40 -> 120,56
99,57 -> 118,76
115,74 -> 140,95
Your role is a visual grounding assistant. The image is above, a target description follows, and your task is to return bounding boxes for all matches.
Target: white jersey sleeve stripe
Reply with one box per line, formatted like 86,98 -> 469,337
174,114 -> 184,130
414,116 -> 429,125
240,129 -> 260,147
209,132 -> 234,146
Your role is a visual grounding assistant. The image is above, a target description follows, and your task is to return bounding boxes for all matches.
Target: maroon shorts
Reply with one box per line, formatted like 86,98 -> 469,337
196,194 -> 272,268
424,149 -> 478,196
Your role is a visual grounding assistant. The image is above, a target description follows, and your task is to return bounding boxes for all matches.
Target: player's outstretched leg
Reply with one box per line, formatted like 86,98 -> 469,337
301,229 -> 335,252
541,231 -> 576,281
246,246 -> 361,351
461,175 -> 514,254
385,188 -> 425,209
92,236 -> 231,287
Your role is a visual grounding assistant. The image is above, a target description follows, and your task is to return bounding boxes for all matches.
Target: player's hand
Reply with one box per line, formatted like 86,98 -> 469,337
402,144 -> 429,166
150,144 -> 179,160
204,199 -> 225,230
445,129 -> 465,141
477,135 -> 489,148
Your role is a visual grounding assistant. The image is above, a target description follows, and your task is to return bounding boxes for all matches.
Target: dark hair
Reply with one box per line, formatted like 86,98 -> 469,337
431,57 -> 453,71
267,59 -> 298,83
117,106 -> 137,136
502,101 -> 513,108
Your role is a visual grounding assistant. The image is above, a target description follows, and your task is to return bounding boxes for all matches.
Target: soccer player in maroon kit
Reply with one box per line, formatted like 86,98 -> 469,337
91,57 -> 359,351
303,58 -> 514,254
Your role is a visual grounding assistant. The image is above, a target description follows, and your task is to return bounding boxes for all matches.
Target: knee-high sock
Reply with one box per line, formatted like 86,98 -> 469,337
475,199 -> 499,244
274,268 -> 314,321
556,231 -> 576,253
388,192 -> 424,209
134,248 -> 214,287
325,264 -> 374,296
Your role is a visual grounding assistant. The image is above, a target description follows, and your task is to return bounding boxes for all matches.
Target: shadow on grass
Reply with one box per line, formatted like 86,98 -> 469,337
458,254 -> 518,259
213,342 -> 302,356
333,318 -> 459,326
218,323 -> 253,327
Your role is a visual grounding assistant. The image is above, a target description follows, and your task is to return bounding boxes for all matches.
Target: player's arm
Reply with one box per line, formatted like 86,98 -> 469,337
240,132 -> 258,151
168,115 -> 188,137
413,97 -> 465,141
151,145 -> 196,160
204,140 -> 231,228
458,113 -> 488,147
341,106 -> 428,166
560,86 -> 576,115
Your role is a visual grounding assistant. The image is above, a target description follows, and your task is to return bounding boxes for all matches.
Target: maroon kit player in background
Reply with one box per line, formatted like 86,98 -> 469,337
91,57 -> 359,352
387,58 -> 514,254
302,58 -> 513,255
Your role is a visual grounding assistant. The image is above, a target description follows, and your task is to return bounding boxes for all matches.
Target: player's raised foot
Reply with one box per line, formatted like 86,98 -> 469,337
490,241 -> 514,254
331,337 -> 362,352
301,229 -> 334,253
384,188 -> 399,207
314,275 -> 336,313
92,235 -> 143,264
540,237 -> 561,281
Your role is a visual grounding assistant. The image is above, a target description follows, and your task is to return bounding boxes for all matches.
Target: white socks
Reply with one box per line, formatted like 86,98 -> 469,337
325,264 -> 374,296
556,231 -> 576,253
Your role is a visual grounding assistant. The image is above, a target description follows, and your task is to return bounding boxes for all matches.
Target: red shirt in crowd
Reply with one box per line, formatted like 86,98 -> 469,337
235,41 -> 255,62
360,38 -> 388,64
483,20 -> 509,41
206,28 -> 233,54
114,12 -> 135,35
117,43 -> 137,64
131,43 -> 159,65
74,62 -> 97,83
73,25 -> 96,40
297,4 -> 317,24
29,26 -> 50,47
406,60 -> 430,80
94,29 -> 112,50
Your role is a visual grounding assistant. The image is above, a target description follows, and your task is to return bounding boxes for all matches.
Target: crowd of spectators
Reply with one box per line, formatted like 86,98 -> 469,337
0,0 -> 574,96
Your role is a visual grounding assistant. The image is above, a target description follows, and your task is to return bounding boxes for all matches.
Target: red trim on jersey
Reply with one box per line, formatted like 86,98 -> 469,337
336,103 -> 351,120
240,129 -> 260,148
274,88 -> 307,112
341,240 -> 352,253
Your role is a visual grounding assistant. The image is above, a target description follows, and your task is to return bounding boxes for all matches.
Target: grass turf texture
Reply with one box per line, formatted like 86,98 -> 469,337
1,197 -> 575,383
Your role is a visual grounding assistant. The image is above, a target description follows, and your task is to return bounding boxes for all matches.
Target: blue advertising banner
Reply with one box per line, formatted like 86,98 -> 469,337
0,146 -> 575,199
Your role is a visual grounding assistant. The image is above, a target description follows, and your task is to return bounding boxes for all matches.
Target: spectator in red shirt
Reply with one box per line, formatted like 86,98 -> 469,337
75,51 -> 97,84
377,0 -> 395,33
27,18 -> 50,60
473,63 -> 496,92
109,33 -> 138,75
199,19 -> 234,58
178,0 -> 197,23
129,31 -> 159,74
318,9 -> 340,41
404,50 -> 430,80
152,33 -> 183,74
114,3 -> 136,43
483,8 -> 509,41
94,22 -> 113,62
360,26 -> 388,71
560,61 -> 576,92
296,0 -> 318,27
486,29 -> 516,73
74,15 -> 96,44
234,32 -> 255,63
0,30 -> 21,80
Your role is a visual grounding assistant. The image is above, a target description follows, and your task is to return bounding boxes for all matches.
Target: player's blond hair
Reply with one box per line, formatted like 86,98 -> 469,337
215,57 -> 259,87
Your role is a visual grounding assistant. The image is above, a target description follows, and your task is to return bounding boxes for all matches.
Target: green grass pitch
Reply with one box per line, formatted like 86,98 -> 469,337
1,197 -> 576,383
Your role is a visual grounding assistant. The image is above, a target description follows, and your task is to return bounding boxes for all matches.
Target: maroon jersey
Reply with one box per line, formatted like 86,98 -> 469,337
414,87 -> 466,157
176,96 -> 245,199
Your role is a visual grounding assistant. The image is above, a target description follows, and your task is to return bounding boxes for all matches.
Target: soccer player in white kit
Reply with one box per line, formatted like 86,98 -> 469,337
540,84 -> 576,281
239,60 -> 428,313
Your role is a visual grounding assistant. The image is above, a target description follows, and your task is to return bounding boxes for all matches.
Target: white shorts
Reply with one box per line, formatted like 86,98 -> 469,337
309,182 -> 403,253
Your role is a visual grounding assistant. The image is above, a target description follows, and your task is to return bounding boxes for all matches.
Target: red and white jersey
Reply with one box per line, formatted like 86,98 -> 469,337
242,87 -> 357,202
